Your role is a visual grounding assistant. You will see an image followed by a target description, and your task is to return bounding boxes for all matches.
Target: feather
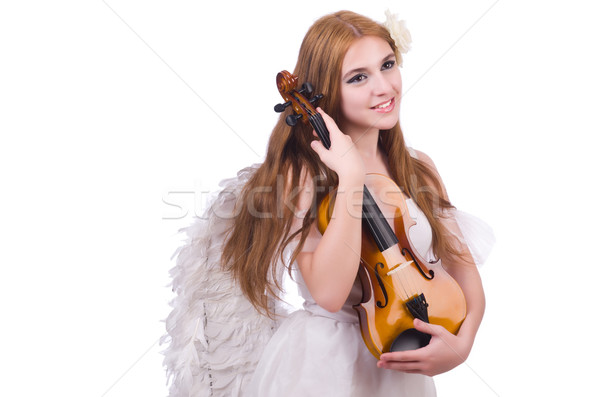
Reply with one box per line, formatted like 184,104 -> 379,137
161,164 -> 287,397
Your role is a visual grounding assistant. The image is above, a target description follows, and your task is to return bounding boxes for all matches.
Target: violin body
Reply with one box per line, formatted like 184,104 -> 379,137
317,174 -> 466,358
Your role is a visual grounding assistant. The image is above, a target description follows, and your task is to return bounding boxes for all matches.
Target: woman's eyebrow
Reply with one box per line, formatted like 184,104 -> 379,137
342,52 -> 396,81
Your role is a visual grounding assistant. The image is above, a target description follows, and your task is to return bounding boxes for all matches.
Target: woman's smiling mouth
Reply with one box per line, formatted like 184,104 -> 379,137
371,97 -> 395,113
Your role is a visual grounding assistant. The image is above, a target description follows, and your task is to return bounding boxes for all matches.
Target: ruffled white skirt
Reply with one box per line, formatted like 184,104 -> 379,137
247,308 -> 436,396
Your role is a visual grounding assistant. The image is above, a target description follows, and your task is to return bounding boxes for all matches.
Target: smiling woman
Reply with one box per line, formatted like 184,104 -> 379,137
3,1 -> 598,396
339,37 -> 402,135
162,9 -> 493,397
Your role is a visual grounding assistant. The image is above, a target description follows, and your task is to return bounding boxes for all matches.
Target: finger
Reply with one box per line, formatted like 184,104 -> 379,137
377,359 -> 424,373
316,107 -> 342,136
413,318 -> 444,336
310,139 -> 327,157
379,350 -> 422,363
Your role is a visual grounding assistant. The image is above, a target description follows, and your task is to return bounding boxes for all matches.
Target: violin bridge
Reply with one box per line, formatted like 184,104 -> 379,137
382,245 -> 414,277
387,260 -> 414,276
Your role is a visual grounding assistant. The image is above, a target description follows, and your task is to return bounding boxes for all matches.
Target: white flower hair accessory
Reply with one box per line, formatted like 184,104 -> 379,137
383,9 -> 412,67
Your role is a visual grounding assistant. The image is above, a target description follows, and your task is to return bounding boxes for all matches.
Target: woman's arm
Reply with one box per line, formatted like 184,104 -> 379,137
377,150 -> 486,376
441,215 -> 486,360
295,109 -> 366,313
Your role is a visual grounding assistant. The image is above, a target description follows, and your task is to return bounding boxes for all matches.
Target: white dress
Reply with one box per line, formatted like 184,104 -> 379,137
162,164 -> 494,397
247,199 -> 438,396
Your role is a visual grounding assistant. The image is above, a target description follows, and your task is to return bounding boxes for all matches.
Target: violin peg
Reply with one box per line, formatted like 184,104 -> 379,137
298,82 -> 314,95
274,101 -> 291,113
309,94 -> 323,105
285,113 -> 303,126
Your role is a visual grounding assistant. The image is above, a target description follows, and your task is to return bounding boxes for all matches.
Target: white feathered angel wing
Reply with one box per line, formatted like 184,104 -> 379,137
161,165 -> 283,397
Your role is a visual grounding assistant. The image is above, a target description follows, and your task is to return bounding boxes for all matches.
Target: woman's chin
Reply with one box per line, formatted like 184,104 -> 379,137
378,116 -> 400,131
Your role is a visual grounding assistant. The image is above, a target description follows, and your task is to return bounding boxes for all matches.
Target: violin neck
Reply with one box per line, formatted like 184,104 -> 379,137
362,188 -> 399,252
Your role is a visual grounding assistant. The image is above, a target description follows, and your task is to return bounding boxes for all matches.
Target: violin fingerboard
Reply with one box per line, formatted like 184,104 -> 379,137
362,188 -> 399,252
309,113 -> 331,149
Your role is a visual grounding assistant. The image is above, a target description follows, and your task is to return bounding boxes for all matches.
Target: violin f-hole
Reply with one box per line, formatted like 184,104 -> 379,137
402,248 -> 434,280
375,262 -> 388,308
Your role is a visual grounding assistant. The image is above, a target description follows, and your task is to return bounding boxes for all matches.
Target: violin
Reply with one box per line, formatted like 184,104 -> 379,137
274,70 -> 467,358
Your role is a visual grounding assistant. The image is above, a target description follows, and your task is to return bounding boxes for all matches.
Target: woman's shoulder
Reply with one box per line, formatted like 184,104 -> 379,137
409,148 -> 437,170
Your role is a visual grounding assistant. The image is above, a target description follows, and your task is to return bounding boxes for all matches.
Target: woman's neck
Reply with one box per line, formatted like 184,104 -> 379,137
345,128 -> 390,176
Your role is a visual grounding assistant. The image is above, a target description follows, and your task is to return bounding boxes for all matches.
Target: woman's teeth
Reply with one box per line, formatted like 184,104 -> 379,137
374,99 -> 392,109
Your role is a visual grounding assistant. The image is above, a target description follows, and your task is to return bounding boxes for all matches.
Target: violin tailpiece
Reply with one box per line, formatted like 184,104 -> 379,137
405,293 -> 430,323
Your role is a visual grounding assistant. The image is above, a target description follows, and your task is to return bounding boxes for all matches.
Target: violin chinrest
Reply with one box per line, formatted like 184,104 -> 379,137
390,328 -> 431,351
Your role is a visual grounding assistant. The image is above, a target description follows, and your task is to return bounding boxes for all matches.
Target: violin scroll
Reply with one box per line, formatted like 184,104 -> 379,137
274,70 -> 330,147
275,70 -> 298,96
274,71 -> 322,126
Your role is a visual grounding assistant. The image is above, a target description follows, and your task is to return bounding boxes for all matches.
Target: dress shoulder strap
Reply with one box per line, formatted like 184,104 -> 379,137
407,146 -> 418,159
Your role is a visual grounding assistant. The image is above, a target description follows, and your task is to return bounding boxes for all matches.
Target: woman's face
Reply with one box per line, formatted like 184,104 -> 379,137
338,36 -> 402,137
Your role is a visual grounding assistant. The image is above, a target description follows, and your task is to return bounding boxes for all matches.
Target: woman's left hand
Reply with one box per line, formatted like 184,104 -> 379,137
377,318 -> 474,376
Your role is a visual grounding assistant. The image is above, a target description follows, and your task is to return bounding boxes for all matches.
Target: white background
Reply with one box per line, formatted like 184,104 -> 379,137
1,1 -> 599,396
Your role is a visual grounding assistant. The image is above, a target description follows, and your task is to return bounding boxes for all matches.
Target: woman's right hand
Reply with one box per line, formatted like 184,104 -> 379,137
310,108 -> 365,184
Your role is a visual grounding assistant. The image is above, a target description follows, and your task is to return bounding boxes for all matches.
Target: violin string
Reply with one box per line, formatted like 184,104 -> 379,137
392,269 -> 410,301
394,271 -> 411,301
379,260 -> 411,302
355,246 -> 411,303
397,266 -> 414,299
402,262 -> 418,299
389,253 -> 417,301
407,261 -> 421,297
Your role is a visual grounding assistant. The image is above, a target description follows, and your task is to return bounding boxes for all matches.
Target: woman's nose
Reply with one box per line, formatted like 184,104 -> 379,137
371,72 -> 394,95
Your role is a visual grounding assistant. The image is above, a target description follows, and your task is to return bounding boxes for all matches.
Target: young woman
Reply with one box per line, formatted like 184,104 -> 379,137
164,10 -> 493,397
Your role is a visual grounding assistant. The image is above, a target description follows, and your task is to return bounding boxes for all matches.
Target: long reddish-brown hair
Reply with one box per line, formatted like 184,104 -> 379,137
222,11 -> 456,316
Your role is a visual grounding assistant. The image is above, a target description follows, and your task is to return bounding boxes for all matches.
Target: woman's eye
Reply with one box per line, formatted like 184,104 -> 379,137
347,74 -> 367,84
382,60 -> 396,70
